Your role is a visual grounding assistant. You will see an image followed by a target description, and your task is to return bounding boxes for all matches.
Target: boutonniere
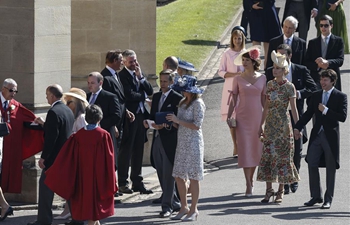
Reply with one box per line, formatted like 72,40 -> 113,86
10,105 -> 16,111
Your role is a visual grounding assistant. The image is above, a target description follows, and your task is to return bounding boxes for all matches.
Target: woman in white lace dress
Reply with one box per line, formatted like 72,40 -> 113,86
166,75 -> 205,222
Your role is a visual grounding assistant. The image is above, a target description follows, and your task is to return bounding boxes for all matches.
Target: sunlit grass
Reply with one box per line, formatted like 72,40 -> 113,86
156,0 -> 241,74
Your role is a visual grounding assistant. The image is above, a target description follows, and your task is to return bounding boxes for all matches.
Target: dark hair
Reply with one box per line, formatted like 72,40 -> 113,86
159,69 -> 175,82
320,14 -> 333,25
105,49 -> 122,64
242,52 -> 261,71
88,72 -> 104,83
47,85 -> 63,98
276,44 -> 292,56
85,104 -> 103,124
320,69 -> 337,86
179,93 -> 200,109
164,56 -> 178,70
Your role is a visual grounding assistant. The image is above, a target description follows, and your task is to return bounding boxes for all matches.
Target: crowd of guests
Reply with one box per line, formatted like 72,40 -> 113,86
0,1 -> 348,224
222,1 -> 347,210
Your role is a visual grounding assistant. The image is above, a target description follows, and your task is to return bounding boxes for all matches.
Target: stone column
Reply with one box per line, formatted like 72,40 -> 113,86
0,0 -> 71,203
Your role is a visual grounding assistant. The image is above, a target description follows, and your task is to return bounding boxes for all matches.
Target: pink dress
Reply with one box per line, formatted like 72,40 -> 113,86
218,49 -> 244,121
232,75 -> 266,167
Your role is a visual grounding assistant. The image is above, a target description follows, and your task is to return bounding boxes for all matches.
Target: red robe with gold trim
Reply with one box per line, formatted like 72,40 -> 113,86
1,99 -> 44,193
45,127 -> 117,221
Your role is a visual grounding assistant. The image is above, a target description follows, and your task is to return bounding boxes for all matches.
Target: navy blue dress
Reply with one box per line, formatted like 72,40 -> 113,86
248,0 -> 282,42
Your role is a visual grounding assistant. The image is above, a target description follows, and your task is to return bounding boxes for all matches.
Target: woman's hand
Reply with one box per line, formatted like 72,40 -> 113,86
166,114 -> 179,124
152,123 -> 168,130
252,2 -> 263,10
328,2 -> 338,11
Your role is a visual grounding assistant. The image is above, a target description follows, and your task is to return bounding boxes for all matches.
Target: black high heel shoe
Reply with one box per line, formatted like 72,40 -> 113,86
261,189 -> 275,203
0,206 -> 14,221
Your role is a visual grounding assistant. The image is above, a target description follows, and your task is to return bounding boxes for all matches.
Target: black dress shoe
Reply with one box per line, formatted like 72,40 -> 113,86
159,211 -> 172,218
115,191 -> 124,197
27,221 -> 51,225
64,221 -> 84,225
152,197 -> 162,204
173,207 -> 181,212
284,184 -> 290,195
0,206 -> 13,221
304,197 -> 323,206
119,186 -> 134,194
290,182 -> 298,193
132,185 -> 153,194
321,202 -> 331,209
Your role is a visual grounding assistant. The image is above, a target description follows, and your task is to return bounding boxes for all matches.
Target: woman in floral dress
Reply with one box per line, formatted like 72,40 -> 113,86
257,51 -> 300,203
166,75 -> 205,221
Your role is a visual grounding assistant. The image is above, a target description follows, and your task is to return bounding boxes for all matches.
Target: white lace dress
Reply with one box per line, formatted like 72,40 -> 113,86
172,98 -> 206,181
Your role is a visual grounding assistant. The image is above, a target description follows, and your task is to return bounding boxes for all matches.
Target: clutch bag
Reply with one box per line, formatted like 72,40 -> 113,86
155,111 -> 173,125
226,117 -> 236,128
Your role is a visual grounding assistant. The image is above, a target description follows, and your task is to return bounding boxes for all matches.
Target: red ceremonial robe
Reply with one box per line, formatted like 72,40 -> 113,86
45,127 -> 117,221
1,99 -> 44,193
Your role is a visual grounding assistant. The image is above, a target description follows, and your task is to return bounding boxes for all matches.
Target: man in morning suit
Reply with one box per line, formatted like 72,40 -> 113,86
28,85 -> 74,225
101,50 -> 135,168
266,44 -> 317,194
305,15 -> 344,91
117,49 -> 154,194
282,0 -> 318,41
265,16 -> 306,70
145,70 -> 182,218
294,69 -> 347,209
87,72 -> 122,154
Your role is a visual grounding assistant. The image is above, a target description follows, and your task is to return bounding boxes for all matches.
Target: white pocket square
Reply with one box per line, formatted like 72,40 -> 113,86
167,104 -> 171,107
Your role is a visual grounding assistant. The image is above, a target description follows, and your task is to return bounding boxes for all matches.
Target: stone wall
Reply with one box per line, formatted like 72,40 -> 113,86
71,0 -> 156,89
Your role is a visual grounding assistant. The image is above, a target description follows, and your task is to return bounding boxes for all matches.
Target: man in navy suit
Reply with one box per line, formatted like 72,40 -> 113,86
117,49 -> 154,194
266,16 -> 306,70
294,69 -> 347,209
145,69 -> 182,218
266,43 -> 317,194
28,85 -> 74,225
305,15 -> 344,91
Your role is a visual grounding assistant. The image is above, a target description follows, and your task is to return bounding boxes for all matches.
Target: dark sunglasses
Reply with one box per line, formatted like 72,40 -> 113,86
319,24 -> 330,28
4,87 -> 18,93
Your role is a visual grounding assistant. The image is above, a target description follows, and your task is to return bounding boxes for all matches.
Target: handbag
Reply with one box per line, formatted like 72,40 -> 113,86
226,117 -> 236,128
0,122 -> 9,137
155,111 -> 173,126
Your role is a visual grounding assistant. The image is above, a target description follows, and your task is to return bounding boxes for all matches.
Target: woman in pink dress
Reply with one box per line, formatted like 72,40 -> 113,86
227,47 -> 266,196
218,26 -> 246,157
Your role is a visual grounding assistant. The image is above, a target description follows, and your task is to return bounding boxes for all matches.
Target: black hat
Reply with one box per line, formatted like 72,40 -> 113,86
231,25 -> 247,37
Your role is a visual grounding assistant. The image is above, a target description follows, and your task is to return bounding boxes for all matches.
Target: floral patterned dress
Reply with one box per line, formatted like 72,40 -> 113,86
172,98 -> 206,181
257,79 -> 300,184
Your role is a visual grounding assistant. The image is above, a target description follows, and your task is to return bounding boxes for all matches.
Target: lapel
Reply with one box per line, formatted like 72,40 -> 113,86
114,72 -> 125,97
291,36 -> 299,51
316,36 -> 323,57
160,90 -> 173,111
325,34 -> 335,58
291,63 -> 298,83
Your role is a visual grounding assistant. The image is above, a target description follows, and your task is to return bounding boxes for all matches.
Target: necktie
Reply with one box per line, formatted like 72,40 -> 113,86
323,91 -> 329,105
322,37 -> 328,58
89,93 -> 97,104
158,94 -> 166,111
285,38 -> 290,45
133,72 -> 139,91
3,101 -> 7,110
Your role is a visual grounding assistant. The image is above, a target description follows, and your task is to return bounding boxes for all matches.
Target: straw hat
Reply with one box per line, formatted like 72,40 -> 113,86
63,88 -> 89,107
233,45 -> 261,66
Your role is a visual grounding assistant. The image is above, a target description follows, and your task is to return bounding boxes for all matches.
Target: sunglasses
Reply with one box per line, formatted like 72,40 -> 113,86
4,87 -> 18,93
319,24 -> 330,28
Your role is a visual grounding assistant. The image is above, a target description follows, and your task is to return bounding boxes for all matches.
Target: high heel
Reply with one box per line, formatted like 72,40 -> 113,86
182,211 -> 199,222
245,185 -> 253,197
261,189 -> 275,203
274,189 -> 284,203
0,206 -> 14,221
170,208 -> 189,220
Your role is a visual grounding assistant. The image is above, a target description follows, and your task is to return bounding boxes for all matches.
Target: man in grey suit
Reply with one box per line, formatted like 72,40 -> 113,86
294,69 -> 347,209
28,85 -> 74,225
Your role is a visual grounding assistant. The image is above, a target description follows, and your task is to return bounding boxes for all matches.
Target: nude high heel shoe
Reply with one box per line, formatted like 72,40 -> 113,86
170,208 -> 189,220
182,211 -> 199,222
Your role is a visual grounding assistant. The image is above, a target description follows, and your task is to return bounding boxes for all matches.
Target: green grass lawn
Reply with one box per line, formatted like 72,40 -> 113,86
156,0 -> 241,74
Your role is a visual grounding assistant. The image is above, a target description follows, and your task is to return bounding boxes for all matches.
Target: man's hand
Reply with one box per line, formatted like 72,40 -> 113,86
135,61 -> 142,79
315,57 -> 329,70
34,117 -> 45,125
114,126 -> 119,138
126,110 -> 135,122
38,158 -> 45,169
318,103 -> 326,112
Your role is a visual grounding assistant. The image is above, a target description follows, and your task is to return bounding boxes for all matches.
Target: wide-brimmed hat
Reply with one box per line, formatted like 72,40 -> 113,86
171,75 -> 204,94
63,88 -> 89,107
177,58 -> 199,72
233,45 -> 261,66
271,50 -> 288,69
